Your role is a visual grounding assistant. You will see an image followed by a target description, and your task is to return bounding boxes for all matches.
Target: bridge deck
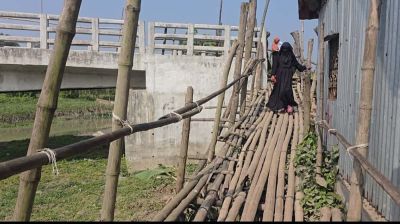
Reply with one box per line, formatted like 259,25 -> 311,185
154,84 -> 320,221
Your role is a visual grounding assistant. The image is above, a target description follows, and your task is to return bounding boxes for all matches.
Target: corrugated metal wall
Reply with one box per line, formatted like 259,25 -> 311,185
317,0 -> 400,220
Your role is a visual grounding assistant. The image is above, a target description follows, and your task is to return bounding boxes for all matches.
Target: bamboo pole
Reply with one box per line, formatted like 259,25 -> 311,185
176,86 -> 193,193
294,85 -> 304,221
225,192 -> 247,221
320,207 -> 332,221
283,112 -> 299,221
245,111 -> 273,181
218,109 -> 265,221
12,0 -> 82,221
318,23 -> 325,122
253,44 -> 264,97
348,1 -> 380,220
236,112 -> 271,189
303,39 -> 313,134
101,0 -> 141,221
240,115 -> 284,221
316,127 -> 327,187
193,161 -> 228,221
331,208 -> 343,221
239,0 -> 256,116
263,113 -> 289,221
274,114 -> 294,221
251,114 -> 277,185
228,2 -> 248,126
207,42 -> 239,162
252,0 -> 270,97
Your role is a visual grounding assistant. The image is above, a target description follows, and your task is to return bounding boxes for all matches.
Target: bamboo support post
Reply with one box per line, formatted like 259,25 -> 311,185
263,113 -> 289,221
101,0 -> 141,221
318,23 -> 325,122
294,84 -> 305,221
227,2 -> 248,126
12,1 -> 82,221
207,42 -> 239,162
303,39 -> 313,134
348,0 -> 380,221
176,86 -> 193,193
316,127 -> 327,187
252,0 -> 270,98
239,0 -> 256,116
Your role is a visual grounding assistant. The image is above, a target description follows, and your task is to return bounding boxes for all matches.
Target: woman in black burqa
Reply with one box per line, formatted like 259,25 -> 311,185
266,42 -> 308,113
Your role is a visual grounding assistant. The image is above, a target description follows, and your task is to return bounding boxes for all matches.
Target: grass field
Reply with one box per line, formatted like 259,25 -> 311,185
0,91 -> 113,128
0,135 -> 194,221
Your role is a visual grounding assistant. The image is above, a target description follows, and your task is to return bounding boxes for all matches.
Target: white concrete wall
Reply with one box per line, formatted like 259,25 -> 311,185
125,54 -> 238,171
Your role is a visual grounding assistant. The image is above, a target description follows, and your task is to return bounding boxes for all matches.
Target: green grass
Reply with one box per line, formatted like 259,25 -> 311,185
0,135 -> 179,221
0,92 -> 113,128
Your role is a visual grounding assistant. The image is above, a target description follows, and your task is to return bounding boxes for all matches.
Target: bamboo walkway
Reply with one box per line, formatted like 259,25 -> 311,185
154,83 -> 310,222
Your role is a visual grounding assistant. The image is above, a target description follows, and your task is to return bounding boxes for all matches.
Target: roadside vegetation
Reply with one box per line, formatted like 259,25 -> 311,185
0,135 -> 198,221
294,132 -> 345,221
0,90 -> 114,128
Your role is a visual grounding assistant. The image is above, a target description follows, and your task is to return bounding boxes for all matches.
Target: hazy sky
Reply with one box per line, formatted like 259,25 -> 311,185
1,0 -> 318,60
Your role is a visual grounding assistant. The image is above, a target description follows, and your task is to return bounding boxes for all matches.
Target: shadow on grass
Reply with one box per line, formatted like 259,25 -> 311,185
0,135 -> 109,163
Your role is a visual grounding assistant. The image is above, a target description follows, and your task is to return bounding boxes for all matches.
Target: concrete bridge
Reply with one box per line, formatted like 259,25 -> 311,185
0,11 -> 268,170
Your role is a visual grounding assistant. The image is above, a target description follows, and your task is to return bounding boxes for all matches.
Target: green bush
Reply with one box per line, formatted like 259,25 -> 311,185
294,132 -> 344,221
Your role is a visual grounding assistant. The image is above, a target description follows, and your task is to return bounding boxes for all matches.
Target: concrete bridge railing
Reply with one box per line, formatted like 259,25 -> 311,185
0,11 -> 268,57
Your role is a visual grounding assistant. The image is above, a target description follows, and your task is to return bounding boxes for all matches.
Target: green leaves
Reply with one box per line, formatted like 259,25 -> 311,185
294,132 -> 344,221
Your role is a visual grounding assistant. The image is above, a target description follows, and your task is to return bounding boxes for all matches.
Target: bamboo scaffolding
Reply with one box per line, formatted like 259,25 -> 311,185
12,1 -> 82,221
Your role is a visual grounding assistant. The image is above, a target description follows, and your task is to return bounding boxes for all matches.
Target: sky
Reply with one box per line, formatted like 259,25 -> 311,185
1,0 -> 318,61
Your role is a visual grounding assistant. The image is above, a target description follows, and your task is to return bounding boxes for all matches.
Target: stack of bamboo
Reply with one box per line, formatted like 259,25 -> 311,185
154,85 -> 305,222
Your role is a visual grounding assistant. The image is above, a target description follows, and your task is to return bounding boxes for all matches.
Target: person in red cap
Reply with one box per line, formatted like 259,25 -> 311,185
270,37 -> 281,84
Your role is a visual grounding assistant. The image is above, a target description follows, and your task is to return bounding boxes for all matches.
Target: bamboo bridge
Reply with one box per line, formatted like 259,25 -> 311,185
1,0 -> 400,222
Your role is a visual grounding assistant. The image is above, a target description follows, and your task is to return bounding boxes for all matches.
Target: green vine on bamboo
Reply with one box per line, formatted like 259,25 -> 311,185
294,132 -> 344,221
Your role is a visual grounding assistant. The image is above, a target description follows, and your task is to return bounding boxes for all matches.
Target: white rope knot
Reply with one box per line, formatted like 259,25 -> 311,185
112,113 -> 134,133
39,148 -> 59,176
328,128 -> 337,134
347,143 -> 369,152
170,111 -> 183,121
194,102 -> 202,113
